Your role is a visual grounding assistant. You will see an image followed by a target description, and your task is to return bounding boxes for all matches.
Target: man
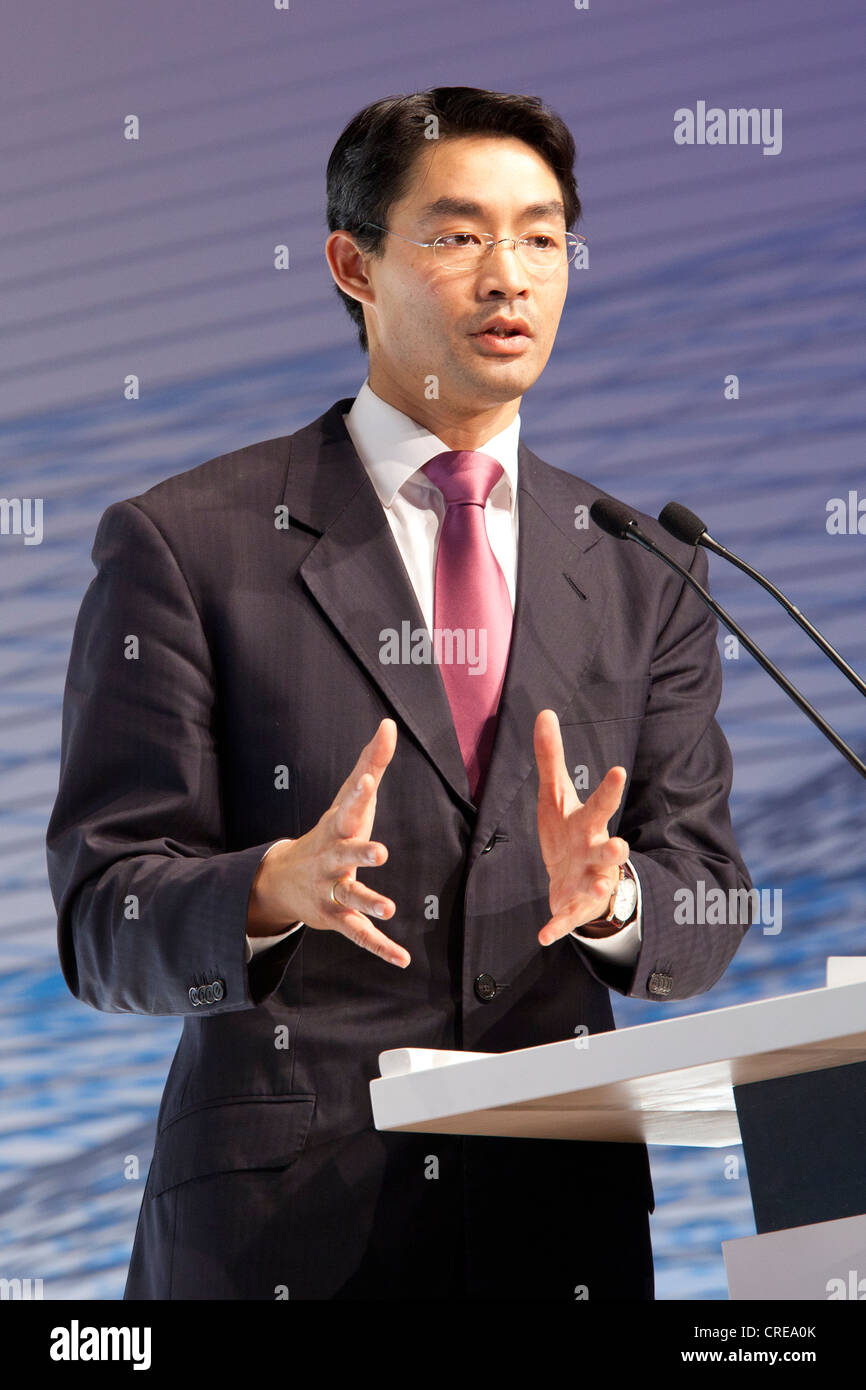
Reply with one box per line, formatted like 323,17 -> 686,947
46,87 -> 752,1300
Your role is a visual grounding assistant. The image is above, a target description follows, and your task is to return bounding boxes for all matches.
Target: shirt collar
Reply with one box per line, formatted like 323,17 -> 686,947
343,378 -> 520,512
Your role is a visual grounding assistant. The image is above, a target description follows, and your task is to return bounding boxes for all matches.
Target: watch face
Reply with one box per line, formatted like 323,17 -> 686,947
613,876 -> 638,922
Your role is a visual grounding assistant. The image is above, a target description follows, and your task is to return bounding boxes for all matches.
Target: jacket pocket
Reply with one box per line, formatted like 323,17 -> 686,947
559,675 -> 650,726
148,1094 -> 315,1197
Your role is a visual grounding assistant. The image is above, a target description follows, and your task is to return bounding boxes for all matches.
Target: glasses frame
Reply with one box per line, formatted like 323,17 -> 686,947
359,222 -> 587,277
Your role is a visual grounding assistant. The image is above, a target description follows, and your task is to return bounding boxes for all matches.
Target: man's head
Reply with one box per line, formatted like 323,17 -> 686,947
325,88 -> 581,424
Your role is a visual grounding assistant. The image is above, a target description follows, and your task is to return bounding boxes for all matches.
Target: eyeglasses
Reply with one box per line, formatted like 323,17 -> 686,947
360,223 -> 587,280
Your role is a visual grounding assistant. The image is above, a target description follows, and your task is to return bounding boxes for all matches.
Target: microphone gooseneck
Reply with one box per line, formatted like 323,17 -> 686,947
588,497 -> 866,781
657,500 -> 866,701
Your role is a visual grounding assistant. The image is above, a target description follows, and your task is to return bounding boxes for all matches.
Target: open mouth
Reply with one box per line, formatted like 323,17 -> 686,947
471,323 -> 532,352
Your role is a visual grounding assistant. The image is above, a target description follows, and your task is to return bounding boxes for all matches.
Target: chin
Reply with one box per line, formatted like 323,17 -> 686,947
470,362 -> 540,399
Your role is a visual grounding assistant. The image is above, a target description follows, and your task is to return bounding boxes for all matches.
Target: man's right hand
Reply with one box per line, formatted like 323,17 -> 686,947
245,718 -> 409,968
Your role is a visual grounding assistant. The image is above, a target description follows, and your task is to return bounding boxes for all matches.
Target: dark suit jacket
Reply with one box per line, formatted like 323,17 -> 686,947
46,396 -> 752,1300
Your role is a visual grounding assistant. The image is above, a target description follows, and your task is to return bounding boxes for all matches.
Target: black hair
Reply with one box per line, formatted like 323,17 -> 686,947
326,86 -> 580,352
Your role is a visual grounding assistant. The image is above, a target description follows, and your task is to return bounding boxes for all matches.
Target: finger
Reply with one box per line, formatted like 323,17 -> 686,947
361,717 -> 398,790
601,835 -> 630,866
583,766 -> 627,831
330,874 -> 395,921
332,770 -> 379,839
538,878 -> 615,945
534,709 -> 576,806
585,836 -> 630,872
330,749 -> 367,811
329,838 -> 389,874
330,718 -> 397,810
332,910 -> 410,968
335,767 -> 391,839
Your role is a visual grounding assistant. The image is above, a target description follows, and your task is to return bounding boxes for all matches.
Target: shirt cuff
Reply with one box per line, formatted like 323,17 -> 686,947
246,921 -> 305,963
569,859 -> 642,965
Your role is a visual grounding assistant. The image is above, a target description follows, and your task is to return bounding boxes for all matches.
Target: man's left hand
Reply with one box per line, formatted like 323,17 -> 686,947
533,708 -> 631,946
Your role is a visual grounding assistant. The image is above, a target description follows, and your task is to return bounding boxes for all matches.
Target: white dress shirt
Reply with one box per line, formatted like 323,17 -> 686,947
246,378 -> 642,966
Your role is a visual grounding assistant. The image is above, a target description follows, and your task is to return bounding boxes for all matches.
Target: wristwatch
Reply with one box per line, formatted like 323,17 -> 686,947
573,862 -> 638,939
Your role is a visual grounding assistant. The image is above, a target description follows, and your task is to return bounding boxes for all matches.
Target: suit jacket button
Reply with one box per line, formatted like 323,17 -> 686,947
188,986 -> 200,1006
648,971 -> 673,995
474,973 -> 498,1002
482,832 -> 497,853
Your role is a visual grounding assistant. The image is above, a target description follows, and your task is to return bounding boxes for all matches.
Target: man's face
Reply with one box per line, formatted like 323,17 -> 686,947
359,135 -> 571,411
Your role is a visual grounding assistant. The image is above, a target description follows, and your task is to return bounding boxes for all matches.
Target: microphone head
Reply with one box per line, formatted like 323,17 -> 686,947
659,501 -> 706,546
589,497 -> 638,540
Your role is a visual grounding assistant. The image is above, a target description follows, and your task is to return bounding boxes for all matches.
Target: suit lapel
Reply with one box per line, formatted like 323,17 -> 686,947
286,399 -> 609,854
290,399 -> 472,811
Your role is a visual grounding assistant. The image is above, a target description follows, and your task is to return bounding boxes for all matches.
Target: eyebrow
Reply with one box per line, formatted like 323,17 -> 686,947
416,196 -> 566,226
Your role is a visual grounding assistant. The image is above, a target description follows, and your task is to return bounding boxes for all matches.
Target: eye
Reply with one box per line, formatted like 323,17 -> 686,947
521,234 -> 560,251
435,232 -> 483,248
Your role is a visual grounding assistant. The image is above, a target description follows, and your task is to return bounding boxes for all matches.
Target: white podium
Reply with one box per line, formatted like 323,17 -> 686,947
370,960 -> 866,1299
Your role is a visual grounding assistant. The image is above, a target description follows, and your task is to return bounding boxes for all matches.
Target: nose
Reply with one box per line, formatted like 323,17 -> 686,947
477,239 -> 530,297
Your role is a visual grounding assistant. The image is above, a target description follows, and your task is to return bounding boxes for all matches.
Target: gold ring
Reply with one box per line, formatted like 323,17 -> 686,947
329,880 -> 342,906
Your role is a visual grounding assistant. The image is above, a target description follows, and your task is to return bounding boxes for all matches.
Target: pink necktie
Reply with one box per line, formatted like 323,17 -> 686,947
421,450 -> 514,802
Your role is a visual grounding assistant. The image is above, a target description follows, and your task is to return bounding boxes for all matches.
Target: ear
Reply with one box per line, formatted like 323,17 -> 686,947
325,231 -> 375,309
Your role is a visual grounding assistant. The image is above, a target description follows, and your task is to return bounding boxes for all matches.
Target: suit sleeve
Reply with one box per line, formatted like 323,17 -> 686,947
45,498 -> 305,1016
569,543 -> 754,1001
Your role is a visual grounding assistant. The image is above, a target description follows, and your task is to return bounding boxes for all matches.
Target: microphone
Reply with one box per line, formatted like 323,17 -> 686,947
589,497 -> 866,781
659,501 -> 866,700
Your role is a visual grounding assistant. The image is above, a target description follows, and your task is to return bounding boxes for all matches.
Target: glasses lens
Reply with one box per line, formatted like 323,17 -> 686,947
433,233 -> 485,269
518,235 -> 566,272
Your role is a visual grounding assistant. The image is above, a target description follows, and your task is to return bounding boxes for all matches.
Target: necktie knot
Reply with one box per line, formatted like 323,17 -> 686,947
421,450 -> 504,508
